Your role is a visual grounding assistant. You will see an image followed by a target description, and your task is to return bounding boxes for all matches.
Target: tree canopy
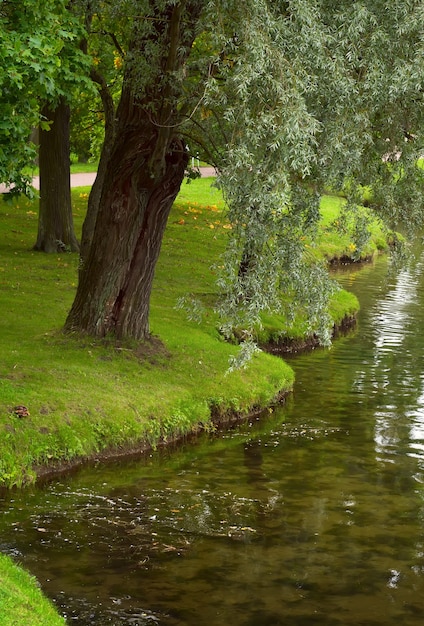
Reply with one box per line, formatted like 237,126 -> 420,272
3,0 -> 424,351
67,0 -> 424,346
187,0 -> 424,350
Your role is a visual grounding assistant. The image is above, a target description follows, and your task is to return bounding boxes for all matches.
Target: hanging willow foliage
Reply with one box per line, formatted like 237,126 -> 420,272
193,0 -> 424,351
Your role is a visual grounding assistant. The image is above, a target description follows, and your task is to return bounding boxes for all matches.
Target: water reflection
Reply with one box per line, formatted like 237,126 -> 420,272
2,253 -> 424,624
345,253 -> 424,471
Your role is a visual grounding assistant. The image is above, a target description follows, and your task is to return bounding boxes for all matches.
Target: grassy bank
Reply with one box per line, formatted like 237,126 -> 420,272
0,178 -> 290,489
0,178 -> 391,490
0,554 -> 65,625
0,176 -> 391,624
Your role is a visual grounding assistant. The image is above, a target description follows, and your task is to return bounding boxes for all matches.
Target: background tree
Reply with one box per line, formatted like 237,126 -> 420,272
34,97 -> 80,252
59,0 -> 424,346
33,2 -> 92,253
0,0 -> 89,194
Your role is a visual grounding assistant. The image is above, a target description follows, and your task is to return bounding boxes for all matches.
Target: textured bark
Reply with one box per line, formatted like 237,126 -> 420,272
34,98 -> 79,253
79,66 -> 117,260
65,131 -> 188,339
65,1 -> 203,340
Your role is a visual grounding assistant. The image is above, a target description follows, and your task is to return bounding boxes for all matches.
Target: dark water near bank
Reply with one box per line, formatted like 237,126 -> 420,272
3,253 -> 424,625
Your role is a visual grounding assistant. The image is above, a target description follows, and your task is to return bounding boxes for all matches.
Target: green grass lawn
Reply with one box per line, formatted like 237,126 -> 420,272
24,162 -> 99,177
317,194 -> 391,261
0,177 -> 391,489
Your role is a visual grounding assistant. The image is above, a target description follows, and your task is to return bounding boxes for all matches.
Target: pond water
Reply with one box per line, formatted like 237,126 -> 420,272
2,252 -> 424,625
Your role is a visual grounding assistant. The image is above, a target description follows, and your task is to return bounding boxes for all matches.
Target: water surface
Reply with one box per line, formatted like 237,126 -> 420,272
2,253 -> 424,625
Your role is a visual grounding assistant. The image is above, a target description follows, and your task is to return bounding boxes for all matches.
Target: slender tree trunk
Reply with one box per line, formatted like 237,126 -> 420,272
34,98 -> 79,253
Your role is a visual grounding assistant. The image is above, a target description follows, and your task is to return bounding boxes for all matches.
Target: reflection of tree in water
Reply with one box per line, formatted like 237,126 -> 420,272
243,439 -> 280,529
285,250 -> 424,472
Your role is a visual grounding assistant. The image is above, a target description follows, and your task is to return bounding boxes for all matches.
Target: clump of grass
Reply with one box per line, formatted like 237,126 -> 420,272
0,554 -> 65,626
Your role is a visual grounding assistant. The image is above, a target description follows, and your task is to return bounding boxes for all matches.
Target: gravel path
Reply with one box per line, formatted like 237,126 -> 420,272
0,167 -> 216,194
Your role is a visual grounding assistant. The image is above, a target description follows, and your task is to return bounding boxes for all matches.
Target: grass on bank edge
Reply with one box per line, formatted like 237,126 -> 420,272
0,554 -> 65,626
0,179 -> 391,490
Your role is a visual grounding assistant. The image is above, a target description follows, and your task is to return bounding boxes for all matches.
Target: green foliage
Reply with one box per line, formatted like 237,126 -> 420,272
182,0 -> 424,348
0,0 -> 91,190
70,90 -> 108,163
69,3 -> 127,162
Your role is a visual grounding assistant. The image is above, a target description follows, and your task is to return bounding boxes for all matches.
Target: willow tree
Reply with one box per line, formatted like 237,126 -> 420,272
65,0 -> 424,344
191,0 -> 424,353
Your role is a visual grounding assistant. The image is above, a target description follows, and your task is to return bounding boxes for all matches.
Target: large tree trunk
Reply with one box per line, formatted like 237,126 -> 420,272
34,98 -> 79,253
65,128 -> 187,339
65,72 -> 190,339
65,1 -> 202,340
